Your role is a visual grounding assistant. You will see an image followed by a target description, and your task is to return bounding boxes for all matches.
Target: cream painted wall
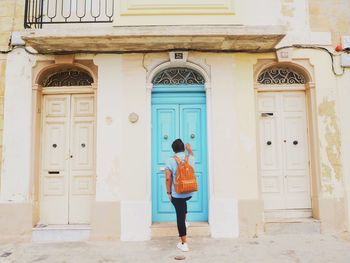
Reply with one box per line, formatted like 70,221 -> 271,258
94,54 -> 152,202
232,54 -> 259,200
207,53 -> 238,198
1,48 -> 33,202
202,53 -> 259,200
93,54 -> 124,201
119,54 -> 149,201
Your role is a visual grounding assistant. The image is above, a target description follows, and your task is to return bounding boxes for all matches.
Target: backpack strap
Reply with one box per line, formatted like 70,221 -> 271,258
173,156 -> 182,165
185,155 -> 189,164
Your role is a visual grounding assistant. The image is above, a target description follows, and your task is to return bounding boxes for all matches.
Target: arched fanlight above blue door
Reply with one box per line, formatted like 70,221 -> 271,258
152,67 -> 205,85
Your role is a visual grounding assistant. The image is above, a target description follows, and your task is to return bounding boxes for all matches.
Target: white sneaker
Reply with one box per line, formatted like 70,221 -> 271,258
177,242 -> 189,252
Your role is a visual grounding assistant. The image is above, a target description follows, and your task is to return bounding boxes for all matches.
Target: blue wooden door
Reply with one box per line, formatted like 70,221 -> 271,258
152,88 -> 208,222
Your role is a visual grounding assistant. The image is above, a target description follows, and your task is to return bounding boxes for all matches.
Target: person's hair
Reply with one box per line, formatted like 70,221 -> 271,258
172,139 -> 185,153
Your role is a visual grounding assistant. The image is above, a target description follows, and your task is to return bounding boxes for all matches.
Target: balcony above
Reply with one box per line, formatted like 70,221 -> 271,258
23,0 -> 286,53
22,25 -> 285,53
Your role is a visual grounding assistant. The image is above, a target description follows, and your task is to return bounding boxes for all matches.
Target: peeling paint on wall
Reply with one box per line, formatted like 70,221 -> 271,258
309,0 -> 350,45
318,98 -> 342,193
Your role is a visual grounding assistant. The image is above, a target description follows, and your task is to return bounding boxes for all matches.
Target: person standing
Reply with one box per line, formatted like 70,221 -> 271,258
165,139 -> 195,252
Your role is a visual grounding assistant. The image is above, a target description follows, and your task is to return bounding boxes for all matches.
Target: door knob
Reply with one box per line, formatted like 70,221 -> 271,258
293,140 -> 298,145
52,144 -> 57,148
164,135 -> 168,140
81,143 -> 86,148
190,134 -> 195,139
267,141 -> 272,145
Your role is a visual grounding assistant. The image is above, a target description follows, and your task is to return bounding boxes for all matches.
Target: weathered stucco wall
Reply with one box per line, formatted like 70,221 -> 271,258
0,0 -> 24,189
0,0 -> 23,50
309,0 -> 350,232
309,0 -> 350,45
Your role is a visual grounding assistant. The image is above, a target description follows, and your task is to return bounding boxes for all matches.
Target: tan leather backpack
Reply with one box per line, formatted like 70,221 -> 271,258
173,155 -> 198,193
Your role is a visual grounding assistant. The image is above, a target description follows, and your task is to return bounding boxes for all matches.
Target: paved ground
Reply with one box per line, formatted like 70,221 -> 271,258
1,233 -> 350,263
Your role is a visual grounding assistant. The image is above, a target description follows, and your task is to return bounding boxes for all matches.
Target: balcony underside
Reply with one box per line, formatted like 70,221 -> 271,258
22,25 -> 285,53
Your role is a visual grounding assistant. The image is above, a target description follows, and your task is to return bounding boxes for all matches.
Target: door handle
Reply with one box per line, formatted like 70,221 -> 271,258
190,134 -> 195,139
293,140 -> 298,145
267,141 -> 272,145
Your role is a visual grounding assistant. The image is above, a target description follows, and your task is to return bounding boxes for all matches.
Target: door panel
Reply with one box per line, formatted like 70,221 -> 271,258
258,92 -> 310,210
157,107 -> 179,164
41,94 -> 95,225
180,104 -> 208,220
152,105 -> 179,220
258,93 -> 284,209
69,94 -> 95,224
41,95 -> 70,224
180,106 -> 203,165
282,93 -> 310,209
152,95 -> 208,222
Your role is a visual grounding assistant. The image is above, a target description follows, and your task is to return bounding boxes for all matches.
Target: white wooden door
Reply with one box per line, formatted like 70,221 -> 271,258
258,92 -> 311,210
41,94 -> 95,224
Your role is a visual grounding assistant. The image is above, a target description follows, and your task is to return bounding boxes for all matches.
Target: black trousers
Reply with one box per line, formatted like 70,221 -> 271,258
171,197 -> 191,237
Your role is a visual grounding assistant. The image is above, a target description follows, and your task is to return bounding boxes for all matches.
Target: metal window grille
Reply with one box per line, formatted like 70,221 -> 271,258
42,69 -> 94,87
152,68 -> 205,85
257,67 -> 306,85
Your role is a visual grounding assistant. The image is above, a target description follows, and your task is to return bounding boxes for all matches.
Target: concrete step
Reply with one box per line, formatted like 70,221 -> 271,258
151,222 -> 210,238
32,224 -> 90,242
264,218 -> 321,235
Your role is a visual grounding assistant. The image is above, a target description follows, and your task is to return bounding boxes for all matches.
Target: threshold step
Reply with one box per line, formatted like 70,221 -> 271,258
151,222 -> 210,238
264,209 -> 312,219
32,224 -> 90,242
264,218 -> 321,235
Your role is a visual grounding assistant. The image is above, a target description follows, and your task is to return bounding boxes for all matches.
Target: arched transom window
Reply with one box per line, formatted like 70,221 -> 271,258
152,67 -> 205,85
42,68 -> 94,87
257,67 -> 306,85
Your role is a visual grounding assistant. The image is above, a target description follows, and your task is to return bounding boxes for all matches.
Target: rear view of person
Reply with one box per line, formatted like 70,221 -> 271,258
165,139 -> 195,252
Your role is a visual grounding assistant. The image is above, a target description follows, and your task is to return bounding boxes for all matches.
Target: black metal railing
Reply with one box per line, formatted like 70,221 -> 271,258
24,0 -> 114,28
